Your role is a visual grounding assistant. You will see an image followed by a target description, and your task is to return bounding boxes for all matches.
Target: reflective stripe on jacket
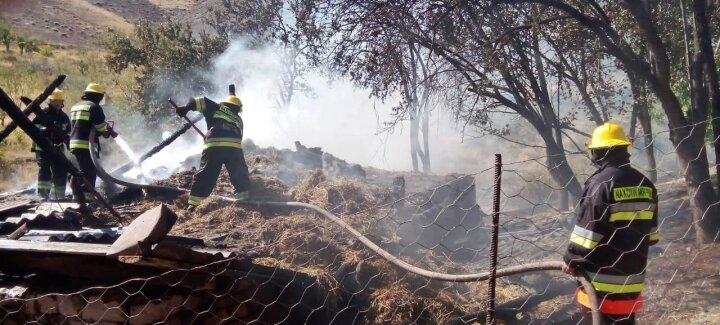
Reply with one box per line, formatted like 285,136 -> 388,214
69,100 -> 107,151
190,97 -> 244,149
565,161 -> 659,308
31,106 -> 70,152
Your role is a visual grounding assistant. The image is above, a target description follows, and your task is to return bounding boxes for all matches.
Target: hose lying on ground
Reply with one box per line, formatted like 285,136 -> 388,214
89,129 -> 186,195
89,136 -> 601,324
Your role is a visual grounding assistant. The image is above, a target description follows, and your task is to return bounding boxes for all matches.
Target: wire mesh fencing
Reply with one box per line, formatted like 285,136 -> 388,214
1,119 -> 719,324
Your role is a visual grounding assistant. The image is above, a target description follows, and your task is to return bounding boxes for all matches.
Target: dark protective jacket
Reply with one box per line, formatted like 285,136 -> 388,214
188,97 -> 244,149
31,106 -> 70,152
69,100 -> 108,151
565,154 -> 659,314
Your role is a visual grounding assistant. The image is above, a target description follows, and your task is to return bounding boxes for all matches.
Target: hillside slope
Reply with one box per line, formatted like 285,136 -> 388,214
0,0 -> 219,48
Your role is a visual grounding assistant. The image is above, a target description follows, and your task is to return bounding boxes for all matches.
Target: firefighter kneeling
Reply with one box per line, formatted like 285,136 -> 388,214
175,95 -> 251,210
563,122 -> 659,324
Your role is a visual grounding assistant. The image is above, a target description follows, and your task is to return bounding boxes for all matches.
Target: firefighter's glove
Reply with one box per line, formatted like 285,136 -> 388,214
562,262 -> 577,276
109,128 -> 119,138
175,105 -> 190,117
102,127 -> 118,139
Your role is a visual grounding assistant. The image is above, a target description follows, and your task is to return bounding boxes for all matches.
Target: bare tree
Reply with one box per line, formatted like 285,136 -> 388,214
207,0 -> 315,109
495,0 -> 720,242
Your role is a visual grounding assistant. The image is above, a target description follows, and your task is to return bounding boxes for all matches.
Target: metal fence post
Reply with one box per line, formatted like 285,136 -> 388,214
486,154 -> 502,324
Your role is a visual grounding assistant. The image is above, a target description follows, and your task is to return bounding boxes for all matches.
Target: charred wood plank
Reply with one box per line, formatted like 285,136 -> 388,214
0,83 -> 121,220
0,239 -> 111,255
0,75 -> 66,143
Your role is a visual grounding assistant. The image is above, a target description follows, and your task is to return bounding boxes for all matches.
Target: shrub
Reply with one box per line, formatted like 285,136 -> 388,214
39,45 -> 54,57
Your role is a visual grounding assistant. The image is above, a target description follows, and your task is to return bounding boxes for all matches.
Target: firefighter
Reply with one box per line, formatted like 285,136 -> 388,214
68,83 -> 117,207
175,95 -> 250,210
31,89 -> 70,200
562,122 -> 659,324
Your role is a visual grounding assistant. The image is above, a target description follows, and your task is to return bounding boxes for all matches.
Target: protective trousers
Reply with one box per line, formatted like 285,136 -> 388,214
70,149 -> 97,204
581,307 -> 635,325
36,150 -> 68,199
188,147 -> 250,206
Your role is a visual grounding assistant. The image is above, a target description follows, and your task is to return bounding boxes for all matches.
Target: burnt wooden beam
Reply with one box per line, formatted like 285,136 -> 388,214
0,75 -> 66,143
0,83 -> 121,220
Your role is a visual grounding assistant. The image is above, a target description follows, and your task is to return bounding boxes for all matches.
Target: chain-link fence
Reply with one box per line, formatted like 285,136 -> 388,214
1,119 -> 719,324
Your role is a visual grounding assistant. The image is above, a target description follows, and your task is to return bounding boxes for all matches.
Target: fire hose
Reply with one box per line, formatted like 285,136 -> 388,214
89,129 -> 186,195
88,135 -> 601,324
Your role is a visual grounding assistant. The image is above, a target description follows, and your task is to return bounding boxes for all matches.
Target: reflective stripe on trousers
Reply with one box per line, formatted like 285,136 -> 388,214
188,195 -> 206,207
576,288 -> 643,315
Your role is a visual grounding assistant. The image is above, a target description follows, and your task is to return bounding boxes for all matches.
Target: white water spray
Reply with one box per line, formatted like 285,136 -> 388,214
114,135 -> 141,166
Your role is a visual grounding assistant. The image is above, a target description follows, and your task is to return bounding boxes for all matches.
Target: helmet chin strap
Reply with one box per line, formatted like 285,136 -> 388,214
590,147 -> 612,167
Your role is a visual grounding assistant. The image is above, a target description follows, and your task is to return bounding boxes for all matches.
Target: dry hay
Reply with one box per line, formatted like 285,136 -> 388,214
368,286 -> 455,325
100,165 -> 501,324
289,169 -> 392,216
153,170 -> 194,189
171,197 -> 263,238
249,175 -> 289,201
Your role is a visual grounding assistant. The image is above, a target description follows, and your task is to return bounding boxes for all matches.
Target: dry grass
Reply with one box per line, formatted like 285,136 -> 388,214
149,0 -> 196,10
0,129 -> 35,192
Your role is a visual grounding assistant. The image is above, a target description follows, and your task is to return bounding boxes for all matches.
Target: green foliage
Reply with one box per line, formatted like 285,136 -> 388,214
24,39 -> 39,54
104,21 -> 228,125
39,45 -> 54,57
15,35 -> 26,54
77,59 -> 89,75
0,22 -> 12,52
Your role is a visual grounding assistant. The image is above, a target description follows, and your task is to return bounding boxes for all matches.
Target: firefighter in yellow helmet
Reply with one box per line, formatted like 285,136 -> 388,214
563,122 -> 659,324
31,89 -> 70,199
175,95 -> 250,209
68,83 -> 118,208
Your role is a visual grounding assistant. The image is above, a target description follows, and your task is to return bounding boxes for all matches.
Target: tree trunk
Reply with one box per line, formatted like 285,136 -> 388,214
637,106 -> 657,182
556,127 -> 569,211
623,0 -> 720,243
629,73 -> 657,182
420,99 -> 431,173
628,97 -> 639,140
692,0 -> 720,195
535,126 -> 582,199
410,109 -> 420,172
652,78 -> 719,242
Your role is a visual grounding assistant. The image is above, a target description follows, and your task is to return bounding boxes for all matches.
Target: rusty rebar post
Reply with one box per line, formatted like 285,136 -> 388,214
486,154 -> 502,325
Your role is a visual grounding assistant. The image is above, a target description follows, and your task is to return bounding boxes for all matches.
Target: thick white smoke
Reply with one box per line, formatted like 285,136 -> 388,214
205,39 -> 492,173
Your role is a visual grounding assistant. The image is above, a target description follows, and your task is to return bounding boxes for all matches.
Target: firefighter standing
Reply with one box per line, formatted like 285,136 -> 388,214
175,95 -> 250,209
68,83 -> 117,206
32,89 -> 70,200
563,122 -> 660,324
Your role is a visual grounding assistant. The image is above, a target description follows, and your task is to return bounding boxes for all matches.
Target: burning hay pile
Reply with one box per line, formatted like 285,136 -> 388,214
0,142 -> 562,324
96,143 -> 495,324
157,170 -> 482,324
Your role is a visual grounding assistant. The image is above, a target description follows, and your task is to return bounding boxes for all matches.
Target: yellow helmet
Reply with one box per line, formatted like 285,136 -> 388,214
588,122 -> 631,149
48,89 -> 64,101
221,96 -> 242,108
84,83 -> 105,94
